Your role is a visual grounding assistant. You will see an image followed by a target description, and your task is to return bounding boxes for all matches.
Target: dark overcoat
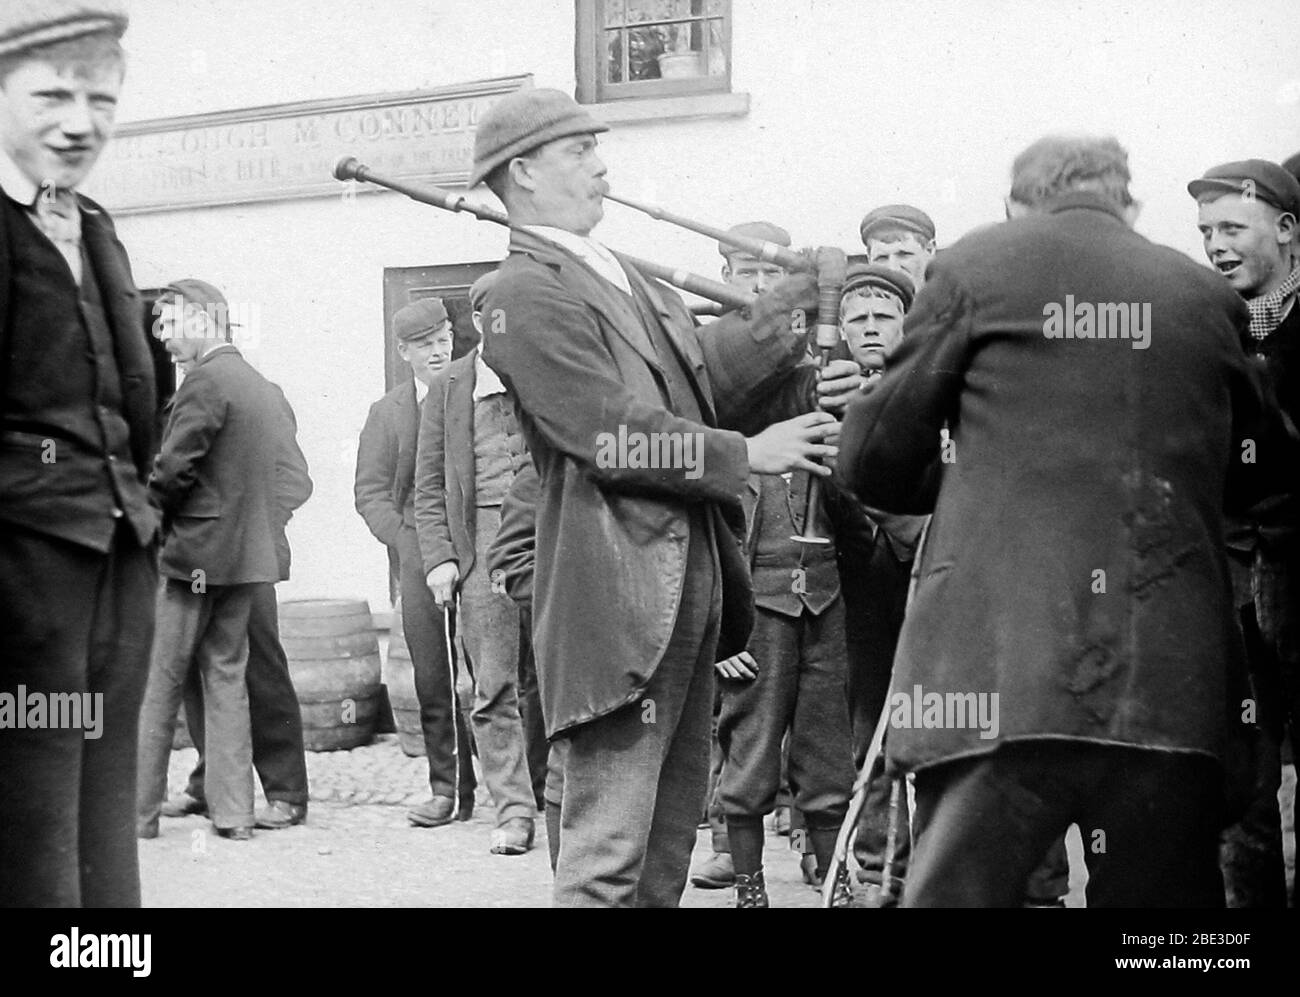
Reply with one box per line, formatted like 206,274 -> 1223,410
482,228 -> 819,737
837,192 -> 1265,773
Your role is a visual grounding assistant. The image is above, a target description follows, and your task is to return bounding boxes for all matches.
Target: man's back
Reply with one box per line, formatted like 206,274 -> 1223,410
152,347 -> 283,586
841,192 -> 1262,772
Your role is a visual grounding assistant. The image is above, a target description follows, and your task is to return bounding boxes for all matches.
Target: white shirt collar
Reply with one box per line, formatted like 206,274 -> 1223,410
473,347 -> 507,401
413,376 -> 429,405
0,148 -> 40,206
525,225 -> 632,297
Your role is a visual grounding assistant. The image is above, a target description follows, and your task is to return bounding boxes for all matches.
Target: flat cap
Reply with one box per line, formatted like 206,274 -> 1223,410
393,298 -> 449,343
469,88 -> 608,189
0,0 -> 128,58
164,277 -> 227,312
717,220 -> 792,259
468,270 -> 498,313
842,263 -> 915,312
1187,159 -> 1300,218
859,204 -> 936,246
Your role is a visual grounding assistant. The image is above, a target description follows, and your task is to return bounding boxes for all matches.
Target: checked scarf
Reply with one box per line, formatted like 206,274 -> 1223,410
1248,263 -> 1300,341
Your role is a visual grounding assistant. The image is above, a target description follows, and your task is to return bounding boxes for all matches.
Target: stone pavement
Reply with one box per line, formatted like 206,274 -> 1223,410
141,737 -> 825,907
141,736 -> 1295,908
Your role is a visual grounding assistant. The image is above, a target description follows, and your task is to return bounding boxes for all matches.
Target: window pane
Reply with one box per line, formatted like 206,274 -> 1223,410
707,17 -> 726,76
625,0 -> 690,23
627,25 -> 665,79
605,29 -> 624,82
706,0 -> 725,16
604,0 -> 625,27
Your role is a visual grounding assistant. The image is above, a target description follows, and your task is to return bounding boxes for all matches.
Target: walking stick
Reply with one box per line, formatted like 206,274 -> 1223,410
444,600 -> 461,804
820,694 -> 891,908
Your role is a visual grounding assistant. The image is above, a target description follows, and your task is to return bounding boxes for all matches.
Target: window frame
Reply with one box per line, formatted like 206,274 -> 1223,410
576,0 -> 732,104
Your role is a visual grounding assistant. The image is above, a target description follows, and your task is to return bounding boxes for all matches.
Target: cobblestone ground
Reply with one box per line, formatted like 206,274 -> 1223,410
140,736 -> 1296,908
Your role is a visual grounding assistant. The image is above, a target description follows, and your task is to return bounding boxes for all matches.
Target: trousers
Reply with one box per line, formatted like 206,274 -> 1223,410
0,524 -> 155,907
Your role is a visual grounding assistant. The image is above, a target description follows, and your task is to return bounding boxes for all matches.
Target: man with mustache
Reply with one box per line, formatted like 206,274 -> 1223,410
1190,159 -> 1300,907
0,2 -> 159,906
356,299 -> 476,829
475,88 -> 861,906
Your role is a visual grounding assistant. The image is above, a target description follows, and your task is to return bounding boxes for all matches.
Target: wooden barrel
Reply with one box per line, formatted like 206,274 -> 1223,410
384,601 -> 425,757
280,598 -> 381,751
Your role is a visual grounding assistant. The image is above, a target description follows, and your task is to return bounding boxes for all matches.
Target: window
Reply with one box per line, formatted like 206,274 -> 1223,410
577,0 -> 732,103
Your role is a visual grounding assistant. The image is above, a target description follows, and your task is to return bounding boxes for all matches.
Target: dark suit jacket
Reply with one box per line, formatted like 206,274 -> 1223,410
413,352 -> 488,579
836,191 -> 1265,773
354,379 -> 420,570
0,192 -> 159,544
271,386 -> 312,580
482,227 -> 821,736
151,346 -> 285,586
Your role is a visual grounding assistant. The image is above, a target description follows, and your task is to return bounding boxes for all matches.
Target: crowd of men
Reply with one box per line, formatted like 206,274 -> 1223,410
1,2 -> 1298,909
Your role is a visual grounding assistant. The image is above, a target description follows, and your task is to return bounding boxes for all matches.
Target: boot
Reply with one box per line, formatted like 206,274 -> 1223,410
734,870 -> 770,908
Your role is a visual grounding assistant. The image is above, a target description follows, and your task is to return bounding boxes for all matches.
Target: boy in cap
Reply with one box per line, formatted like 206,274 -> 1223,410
415,274 -> 538,855
0,1 -> 159,905
1190,158 -> 1300,907
859,204 -> 937,292
474,86 -> 864,906
356,298 -> 475,829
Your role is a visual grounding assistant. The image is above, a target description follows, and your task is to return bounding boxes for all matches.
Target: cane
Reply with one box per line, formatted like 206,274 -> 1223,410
820,695 -> 891,908
444,599 -> 461,805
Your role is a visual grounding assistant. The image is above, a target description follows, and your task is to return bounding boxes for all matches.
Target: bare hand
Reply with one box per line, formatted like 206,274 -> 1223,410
817,359 -> 865,416
714,650 -> 758,681
426,561 -> 460,606
746,411 -> 838,477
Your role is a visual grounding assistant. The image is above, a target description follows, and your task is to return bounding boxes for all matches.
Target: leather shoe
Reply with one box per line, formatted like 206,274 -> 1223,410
690,851 -> 735,889
215,826 -> 253,841
255,800 -> 306,829
160,792 -> 207,818
489,816 -> 535,855
137,820 -> 158,840
408,796 -> 456,827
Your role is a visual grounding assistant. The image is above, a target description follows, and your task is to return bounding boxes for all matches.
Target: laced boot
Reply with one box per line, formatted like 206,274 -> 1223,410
734,870 -> 770,908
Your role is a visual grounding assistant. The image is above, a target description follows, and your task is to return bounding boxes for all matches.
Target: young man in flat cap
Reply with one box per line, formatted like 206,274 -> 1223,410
1191,159 -> 1300,907
473,87 -> 863,906
415,274 -> 538,855
859,204 -> 938,293
839,135 -> 1265,907
356,298 -> 476,829
136,282 -> 299,842
0,2 -> 159,906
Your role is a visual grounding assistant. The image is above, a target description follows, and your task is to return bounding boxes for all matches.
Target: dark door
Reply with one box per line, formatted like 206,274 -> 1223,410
381,261 -> 500,393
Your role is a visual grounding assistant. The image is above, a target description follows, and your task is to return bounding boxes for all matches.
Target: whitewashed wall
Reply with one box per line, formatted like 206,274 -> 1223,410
108,0 -> 1300,612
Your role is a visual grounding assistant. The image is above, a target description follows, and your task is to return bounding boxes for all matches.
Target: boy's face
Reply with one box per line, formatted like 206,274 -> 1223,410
0,58 -> 122,190
722,252 -> 786,294
840,291 -> 905,369
866,230 -> 934,290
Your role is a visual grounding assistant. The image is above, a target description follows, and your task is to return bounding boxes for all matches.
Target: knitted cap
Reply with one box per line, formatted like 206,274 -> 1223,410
469,88 -> 608,188
842,264 -> 915,312
0,1 -> 128,58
